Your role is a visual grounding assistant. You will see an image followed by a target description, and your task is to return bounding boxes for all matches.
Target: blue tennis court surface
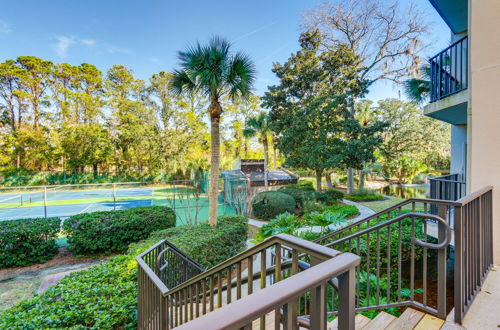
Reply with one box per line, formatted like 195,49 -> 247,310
0,187 -> 154,220
0,199 -> 153,220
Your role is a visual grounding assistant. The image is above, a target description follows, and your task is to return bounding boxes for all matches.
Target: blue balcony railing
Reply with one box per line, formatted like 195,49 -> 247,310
430,36 -> 468,102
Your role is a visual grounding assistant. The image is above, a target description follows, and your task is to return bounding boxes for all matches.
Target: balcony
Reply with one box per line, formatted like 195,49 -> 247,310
430,36 -> 468,102
424,36 -> 468,125
429,173 -> 466,202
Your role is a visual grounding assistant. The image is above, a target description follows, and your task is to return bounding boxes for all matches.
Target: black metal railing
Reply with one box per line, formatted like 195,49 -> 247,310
429,173 -> 466,202
430,36 -> 468,102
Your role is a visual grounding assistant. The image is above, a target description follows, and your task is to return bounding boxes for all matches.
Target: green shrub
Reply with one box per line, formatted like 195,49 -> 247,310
129,215 -> 248,269
324,189 -> 345,204
345,188 -> 384,202
302,201 -> 327,214
279,181 -> 315,191
324,204 -> 359,218
0,255 -> 137,329
63,206 -> 176,255
252,191 -> 296,220
0,217 -> 60,268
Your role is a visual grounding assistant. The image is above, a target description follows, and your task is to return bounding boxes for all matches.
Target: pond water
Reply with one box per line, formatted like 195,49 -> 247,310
379,183 -> 429,199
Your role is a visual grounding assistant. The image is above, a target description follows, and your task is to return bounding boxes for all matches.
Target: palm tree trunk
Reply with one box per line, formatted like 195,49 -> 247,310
209,101 -> 222,227
262,135 -> 269,189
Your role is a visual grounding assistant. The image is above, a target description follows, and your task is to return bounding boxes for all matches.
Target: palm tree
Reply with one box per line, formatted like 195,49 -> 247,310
171,37 -> 256,227
402,64 -> 431,104
243,113 -> 272,189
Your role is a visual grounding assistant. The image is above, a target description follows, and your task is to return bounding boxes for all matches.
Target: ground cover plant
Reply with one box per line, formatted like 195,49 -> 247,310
0,217 -> 60,268
0,215 -> 249,328
63,206 -> 176,255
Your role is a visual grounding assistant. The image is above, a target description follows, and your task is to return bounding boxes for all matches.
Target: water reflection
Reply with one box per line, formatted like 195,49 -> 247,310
379,184 -> 429,199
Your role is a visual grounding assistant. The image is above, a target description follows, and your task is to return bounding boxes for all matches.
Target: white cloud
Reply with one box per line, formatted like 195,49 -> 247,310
81,39 -> 96,46
150,57 -> 163,64
52,36 -> 76,58
106,45 -> 131,55
0,20 -> 11,36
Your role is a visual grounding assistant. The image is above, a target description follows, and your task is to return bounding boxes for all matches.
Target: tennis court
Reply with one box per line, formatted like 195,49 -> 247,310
0,182 -> 239,225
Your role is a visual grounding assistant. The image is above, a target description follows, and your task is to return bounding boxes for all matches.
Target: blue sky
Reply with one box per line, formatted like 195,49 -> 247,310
0,0 -> 450,100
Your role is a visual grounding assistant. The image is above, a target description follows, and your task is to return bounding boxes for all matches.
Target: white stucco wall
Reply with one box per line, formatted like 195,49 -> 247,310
468,0 -> 500,264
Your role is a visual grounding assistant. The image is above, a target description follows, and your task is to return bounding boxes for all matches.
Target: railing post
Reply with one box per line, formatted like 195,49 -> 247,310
309,257 -> 327,330
337,266 -> 355,330
437,204 -> 448,319
454,205 -> 463,324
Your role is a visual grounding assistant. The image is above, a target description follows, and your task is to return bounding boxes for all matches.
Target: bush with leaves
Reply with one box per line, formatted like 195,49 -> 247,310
0,255 -> 138,328
0,217 -> 60,268
129,215 -> 248,269
345,188 -> 384,201
63,206 -> 176,255
252,191 -> 296,220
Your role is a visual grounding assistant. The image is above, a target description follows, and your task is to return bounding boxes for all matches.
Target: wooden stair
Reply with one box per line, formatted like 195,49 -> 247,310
328,308 -> 465,330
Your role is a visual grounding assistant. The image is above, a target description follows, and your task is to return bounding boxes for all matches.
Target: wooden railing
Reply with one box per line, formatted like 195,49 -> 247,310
430,36 -> 468,102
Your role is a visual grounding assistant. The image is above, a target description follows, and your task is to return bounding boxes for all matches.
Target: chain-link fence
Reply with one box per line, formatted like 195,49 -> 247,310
0,176 -> 250,225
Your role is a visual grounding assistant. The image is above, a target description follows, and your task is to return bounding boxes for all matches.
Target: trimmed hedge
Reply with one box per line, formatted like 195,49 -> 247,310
129,215 -> 248,269
0,217 -> 60,268
252,191 -> 296,220
0,255 -> 137,329
63,206 -> 176,255
324,189 -> 345,203
0,215 -> 248,328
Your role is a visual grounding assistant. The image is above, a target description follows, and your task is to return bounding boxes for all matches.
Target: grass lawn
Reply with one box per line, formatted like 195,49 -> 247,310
0,276 -> 42,311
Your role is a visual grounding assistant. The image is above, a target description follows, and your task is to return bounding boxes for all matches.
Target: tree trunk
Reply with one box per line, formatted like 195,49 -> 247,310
359,168 -> 366,191
315,169 -> 323,191
347,168 -> 355,194
262,134 -> 269,189
325,172 -> 333,189
208,100 -> 222,227
93,164 -> 98,179
273,144 -> 277,169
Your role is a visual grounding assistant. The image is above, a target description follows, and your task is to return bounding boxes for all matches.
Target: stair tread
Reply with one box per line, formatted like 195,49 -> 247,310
328,313 -> 371,330
386,308 -> 425,330
361,311 -> 397,330
439,321 -> 466,330
414,314 -> 445,330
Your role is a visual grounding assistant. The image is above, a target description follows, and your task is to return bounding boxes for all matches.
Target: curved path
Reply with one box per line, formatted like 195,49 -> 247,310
248,199 -> 375,234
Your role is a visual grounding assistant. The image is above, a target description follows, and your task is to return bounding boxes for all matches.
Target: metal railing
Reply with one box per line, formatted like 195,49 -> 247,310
137,240 -> 205,329
429,174 -> 466,202
430,36 -> 468,102
453,186 -> 493,323
137,234 -> 360,329
313,186 -> 493,324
